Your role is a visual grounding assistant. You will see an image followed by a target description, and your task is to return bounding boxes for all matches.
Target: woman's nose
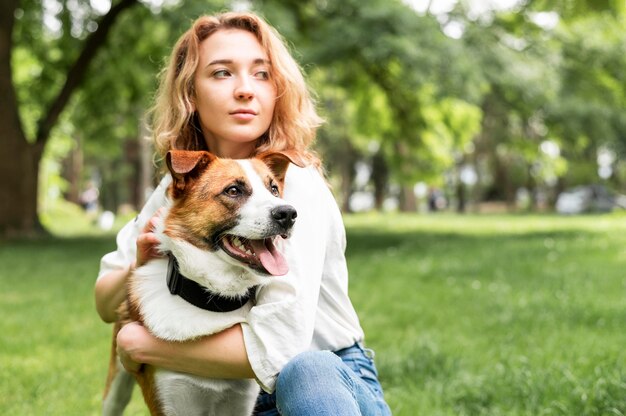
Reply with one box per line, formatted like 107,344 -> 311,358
234,76 -> 254,100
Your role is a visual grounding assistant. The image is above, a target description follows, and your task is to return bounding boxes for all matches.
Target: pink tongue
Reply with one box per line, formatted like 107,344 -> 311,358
249,239 -> 289,276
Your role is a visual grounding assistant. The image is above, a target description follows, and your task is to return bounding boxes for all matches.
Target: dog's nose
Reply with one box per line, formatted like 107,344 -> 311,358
271,205 -> 297,230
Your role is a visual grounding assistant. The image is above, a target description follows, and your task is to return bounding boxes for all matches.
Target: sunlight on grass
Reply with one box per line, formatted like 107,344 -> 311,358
1,212 -> 625,414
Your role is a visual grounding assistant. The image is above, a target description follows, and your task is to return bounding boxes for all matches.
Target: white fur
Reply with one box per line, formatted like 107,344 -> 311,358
102,359 -> 135,415
229,160 -> 289,238
154,372 -> 258,416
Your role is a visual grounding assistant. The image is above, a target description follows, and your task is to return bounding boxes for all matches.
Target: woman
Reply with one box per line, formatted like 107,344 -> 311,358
95,11 -> 391,415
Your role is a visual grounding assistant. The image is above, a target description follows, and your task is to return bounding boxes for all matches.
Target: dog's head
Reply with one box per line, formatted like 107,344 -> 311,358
160,149 -> 303,282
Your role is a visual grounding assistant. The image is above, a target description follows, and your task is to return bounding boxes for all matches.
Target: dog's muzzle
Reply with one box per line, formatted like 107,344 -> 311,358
271,205 -> 297,233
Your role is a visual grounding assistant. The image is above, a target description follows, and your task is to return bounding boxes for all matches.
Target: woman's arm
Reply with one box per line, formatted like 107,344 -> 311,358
117,321 -> 254,378
95,265 -> 131,323
95,212 -> 163,323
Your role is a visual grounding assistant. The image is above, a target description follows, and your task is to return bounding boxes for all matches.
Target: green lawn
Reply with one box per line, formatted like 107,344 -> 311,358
1,212 -> 625,415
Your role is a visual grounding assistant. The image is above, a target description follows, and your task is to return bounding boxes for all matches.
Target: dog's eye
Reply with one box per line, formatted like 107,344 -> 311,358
224,186 -> 242,198
270,184 -> 280,197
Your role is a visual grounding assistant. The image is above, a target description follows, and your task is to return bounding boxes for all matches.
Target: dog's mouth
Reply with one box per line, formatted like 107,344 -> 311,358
219,235 -> 289,276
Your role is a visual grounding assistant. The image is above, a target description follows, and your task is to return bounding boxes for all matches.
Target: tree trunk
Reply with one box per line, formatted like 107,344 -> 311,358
456,181 -> 466,213
492,155 -> 514,207
124,137 -> 141,209
398,186 -> 417,212
63,135 -> 84,204
0,137 -> 45,237
338,146 -> 358,213
371,150 -> 388,211
0,0 -> 43,236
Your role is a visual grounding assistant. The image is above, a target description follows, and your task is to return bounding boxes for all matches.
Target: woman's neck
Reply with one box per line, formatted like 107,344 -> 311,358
205,139 -> 256,159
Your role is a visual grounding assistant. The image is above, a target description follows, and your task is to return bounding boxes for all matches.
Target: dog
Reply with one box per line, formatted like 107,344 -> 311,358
102,149 -> 302,416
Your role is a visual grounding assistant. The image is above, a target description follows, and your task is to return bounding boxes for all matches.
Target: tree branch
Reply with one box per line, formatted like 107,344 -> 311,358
35,0 -> 139,145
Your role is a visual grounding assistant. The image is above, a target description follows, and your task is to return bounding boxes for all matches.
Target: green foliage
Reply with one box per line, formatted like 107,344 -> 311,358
11,45 -> 45,141
12,0 -> 110,142
421,93 -> 483,179
262,0 -> 472,184
549,13 -> 626,151
526,0 -> 626,19
8,0 -> 626,222
11,0 -> 231,217
39,126 -> 76,206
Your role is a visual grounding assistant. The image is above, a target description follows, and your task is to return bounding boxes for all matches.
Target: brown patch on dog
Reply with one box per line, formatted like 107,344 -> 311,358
104,290 -> 164,416
165,157 -> 251,249
104,285 -> 166,414
257,150 -> 305,186
249,150 -> 304,199
248,158 -> 284,199
166,151 -> 216,198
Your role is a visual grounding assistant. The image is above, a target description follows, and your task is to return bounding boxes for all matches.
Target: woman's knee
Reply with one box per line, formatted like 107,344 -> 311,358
277,350 -> 343,387
276,351 -> 359,415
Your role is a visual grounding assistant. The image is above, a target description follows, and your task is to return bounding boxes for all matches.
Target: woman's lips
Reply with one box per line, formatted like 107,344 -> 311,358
230,109 -> 257,121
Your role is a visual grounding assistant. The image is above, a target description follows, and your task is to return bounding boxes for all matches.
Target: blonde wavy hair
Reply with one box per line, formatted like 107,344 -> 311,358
151,12 -> 323,165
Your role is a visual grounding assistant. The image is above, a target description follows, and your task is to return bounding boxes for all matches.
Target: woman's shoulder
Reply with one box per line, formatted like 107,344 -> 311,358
284,164 -> 327,192
150,174 -> 171,202
136,174 -> 171,221
283,164 -> 337,208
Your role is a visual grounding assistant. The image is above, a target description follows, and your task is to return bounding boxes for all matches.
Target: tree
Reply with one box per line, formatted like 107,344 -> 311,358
1,0 -> 139,236
547,13 -> 626,188
446,6 -> 560,208
262,0 -> 472,210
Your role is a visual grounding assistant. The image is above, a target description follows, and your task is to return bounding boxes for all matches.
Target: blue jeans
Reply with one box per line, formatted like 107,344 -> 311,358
253,343 -> 391,416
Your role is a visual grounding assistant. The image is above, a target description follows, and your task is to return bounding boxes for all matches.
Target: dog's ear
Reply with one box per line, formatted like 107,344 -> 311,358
166,150 -> 215,196
258,150 -> 306,185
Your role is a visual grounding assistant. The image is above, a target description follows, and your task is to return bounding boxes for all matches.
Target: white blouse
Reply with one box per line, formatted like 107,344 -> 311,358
98,164 -> 364,392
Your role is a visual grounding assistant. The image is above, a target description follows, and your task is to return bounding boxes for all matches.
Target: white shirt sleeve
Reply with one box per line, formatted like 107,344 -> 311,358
97,176 -> 171,279
241,165 -> 363,392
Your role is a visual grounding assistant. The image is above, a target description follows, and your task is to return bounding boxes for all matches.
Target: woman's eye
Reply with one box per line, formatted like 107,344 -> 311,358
254,70 -> 270,80
213,69 -> 231,78
224,186 -> 241,197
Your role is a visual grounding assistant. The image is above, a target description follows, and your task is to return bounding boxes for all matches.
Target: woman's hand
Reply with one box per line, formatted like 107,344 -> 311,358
136,208 -> 166,268
116,321 -> 152,373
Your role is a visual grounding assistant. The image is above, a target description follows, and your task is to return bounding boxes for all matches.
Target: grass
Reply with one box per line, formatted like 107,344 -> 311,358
1,209 -> 625,415
345,213 -> 626,415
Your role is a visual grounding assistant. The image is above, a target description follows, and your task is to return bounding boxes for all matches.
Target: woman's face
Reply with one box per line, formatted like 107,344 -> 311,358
193,29 -> 277,159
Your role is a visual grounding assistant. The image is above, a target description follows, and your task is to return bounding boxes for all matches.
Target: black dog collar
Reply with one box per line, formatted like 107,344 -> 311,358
166,254 -> 254,312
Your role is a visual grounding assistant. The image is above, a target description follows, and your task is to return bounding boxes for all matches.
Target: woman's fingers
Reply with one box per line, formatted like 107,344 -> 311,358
136,209 -> 166,266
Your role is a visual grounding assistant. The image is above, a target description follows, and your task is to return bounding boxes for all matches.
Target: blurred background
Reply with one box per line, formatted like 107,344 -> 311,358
2,0 -> 625,236
2,2 -> 626,414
